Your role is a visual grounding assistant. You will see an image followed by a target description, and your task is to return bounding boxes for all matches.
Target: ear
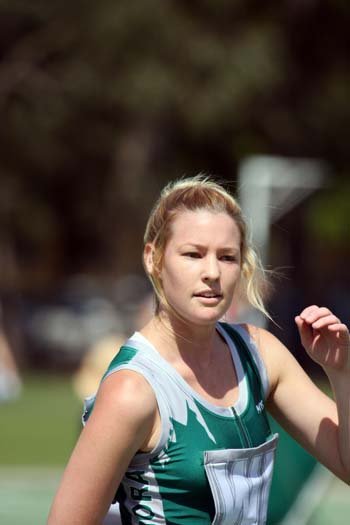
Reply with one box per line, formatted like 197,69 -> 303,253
143,243 -> 155,275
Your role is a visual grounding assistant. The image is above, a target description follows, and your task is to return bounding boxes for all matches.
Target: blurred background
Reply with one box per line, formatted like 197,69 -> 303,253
0,1 -> 349,524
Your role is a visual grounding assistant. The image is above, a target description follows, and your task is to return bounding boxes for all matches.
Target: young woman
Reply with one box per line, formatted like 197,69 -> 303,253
47,176 -> 350,525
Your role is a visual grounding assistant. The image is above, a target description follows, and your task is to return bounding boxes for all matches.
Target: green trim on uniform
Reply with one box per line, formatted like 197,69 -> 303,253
103,346 -> 138,379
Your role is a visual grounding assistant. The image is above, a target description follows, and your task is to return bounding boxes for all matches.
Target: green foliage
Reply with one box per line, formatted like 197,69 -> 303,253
1,1 -> 350,287
306,180 -> 350,244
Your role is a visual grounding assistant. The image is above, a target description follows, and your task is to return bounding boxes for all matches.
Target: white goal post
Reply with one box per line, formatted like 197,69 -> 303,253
236,155 -> 328,327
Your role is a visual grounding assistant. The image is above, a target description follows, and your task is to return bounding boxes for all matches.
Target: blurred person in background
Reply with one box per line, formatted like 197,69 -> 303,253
0,302 -> 21,402
73,292 -> 153,402
73,334 -> 126,405
48,176 -> 350,525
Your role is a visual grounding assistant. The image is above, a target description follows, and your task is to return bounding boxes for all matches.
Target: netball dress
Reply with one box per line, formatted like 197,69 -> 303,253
83,323 -> 278,525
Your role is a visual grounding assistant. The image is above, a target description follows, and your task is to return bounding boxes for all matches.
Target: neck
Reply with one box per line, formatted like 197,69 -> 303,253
141,310 -> 219,364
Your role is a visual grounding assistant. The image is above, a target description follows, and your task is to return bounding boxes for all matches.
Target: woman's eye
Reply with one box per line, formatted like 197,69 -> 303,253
183,252 -> 201,258
220,255 -> 236,262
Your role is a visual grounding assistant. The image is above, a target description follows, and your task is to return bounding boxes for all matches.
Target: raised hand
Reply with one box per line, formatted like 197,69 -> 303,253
295,305 -> 350,371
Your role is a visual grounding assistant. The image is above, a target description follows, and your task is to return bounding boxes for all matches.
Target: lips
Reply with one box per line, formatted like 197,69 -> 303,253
194,290 -> 222,298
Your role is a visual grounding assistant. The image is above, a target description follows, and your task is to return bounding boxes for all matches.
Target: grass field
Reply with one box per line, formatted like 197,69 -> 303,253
0,372 -> 82,524
0,373 -> 82,466
0,466 -> 63,525
0,373 -> 349,524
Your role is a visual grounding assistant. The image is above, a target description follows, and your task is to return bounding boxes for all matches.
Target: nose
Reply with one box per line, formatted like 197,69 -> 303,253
202,255 -> 220,282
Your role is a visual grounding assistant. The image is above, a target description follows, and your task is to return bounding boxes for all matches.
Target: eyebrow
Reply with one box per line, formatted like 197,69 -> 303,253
180,243 -> 239,252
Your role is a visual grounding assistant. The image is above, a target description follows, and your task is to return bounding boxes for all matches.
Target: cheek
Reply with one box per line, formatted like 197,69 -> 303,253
225,267 -> 241,292
163,266 -> 187,292
161,258 -> 194,298
160,261 -> 179,293
234,266 -> 242,282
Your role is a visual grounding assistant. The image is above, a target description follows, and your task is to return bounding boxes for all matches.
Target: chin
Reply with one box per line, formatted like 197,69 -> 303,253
166,302 -> 228,327
189,309 -> 226,326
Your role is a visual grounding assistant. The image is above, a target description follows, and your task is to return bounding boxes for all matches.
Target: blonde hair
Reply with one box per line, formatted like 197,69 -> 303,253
143,175 -> 270,319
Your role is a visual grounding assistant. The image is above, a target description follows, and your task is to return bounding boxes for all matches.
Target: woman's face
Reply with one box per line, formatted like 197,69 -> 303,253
157,209 -> 241,326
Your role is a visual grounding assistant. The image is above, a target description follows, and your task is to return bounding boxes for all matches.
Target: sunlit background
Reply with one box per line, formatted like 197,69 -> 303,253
0,2 -> 349,524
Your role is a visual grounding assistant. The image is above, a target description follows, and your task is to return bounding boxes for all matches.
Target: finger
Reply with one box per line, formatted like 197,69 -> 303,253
327,323 -> 350,338
300,306 -> 332,324
311,314 -> 341,330
295,315 -> 305,330
327,323 -> 349,331
298,305 -> 319,319
295,315 -> 314,348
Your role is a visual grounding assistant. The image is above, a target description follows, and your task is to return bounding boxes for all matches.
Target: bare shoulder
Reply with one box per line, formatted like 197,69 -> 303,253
239,323 -> 296,396
47,371 -> 159,524
239,322 -> 286,360
83,368 -> 160,457
91,369 -> 158,431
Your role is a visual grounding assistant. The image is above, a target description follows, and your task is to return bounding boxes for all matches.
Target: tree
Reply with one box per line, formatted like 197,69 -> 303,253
0,0 -> 349,290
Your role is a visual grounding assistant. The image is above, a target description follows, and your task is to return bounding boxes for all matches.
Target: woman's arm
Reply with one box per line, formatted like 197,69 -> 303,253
248,305 -> 350,484
47,370 -> 159,525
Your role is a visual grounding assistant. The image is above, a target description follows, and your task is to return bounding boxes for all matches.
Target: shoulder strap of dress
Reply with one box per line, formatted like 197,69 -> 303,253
219,322 -> 265,401
83,341 -> 172,462
102,344 -> 139,381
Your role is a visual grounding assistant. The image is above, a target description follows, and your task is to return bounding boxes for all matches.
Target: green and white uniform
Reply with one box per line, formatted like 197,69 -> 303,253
83,323 -> 278,525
